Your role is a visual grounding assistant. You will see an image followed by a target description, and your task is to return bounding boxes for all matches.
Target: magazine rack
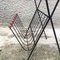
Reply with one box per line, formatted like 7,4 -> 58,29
8,0 -> 60,60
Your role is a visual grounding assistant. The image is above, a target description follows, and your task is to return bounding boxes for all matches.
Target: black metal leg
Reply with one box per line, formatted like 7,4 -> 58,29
45,0 -> 60,53
51,19 -> 60,52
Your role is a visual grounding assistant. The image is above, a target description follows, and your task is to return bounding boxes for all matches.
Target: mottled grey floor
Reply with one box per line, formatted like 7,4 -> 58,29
0,44 -> 60,60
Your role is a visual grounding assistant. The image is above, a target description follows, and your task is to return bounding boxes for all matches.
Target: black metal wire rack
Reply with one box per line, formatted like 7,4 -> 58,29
8,0 -> 60,60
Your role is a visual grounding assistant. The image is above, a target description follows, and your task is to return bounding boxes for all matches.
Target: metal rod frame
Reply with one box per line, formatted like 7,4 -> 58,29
27,0 -> 60,60
8,0 -> 60,60
25,0 -> 47,39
